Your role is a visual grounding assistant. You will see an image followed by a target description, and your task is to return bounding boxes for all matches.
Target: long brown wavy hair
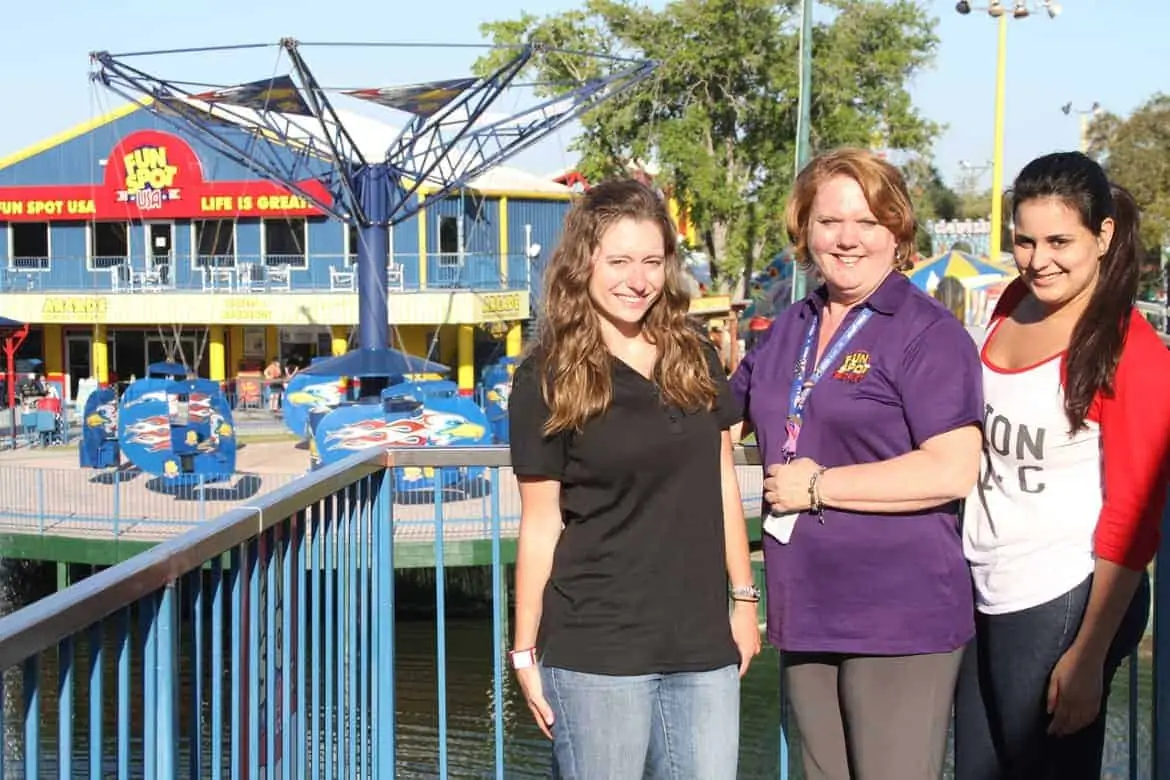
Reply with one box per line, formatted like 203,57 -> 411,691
534,178 -> 718,435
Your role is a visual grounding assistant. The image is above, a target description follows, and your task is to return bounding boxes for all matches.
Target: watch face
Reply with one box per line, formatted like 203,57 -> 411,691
511,649 -> 536,669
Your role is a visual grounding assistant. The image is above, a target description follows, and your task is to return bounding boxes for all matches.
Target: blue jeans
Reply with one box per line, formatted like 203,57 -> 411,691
540,663 -> 741,779
954,573 -> 1150,780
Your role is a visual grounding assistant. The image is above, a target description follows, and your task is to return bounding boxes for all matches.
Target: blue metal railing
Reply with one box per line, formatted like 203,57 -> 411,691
0,449 -> 397,778
0,464 -> 300,536
2,406 -> 75,449
0,446 -> 1160,779
0,252 -> 533,295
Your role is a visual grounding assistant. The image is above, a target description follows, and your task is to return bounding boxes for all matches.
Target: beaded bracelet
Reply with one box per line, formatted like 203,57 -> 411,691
809,466 -> 828,523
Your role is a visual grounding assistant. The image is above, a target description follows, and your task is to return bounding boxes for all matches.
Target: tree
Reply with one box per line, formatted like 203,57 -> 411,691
474,0 -> 942,292
901,156 -> 960,256
1088,94 -> 1170,296
901,156 -> 960,222
956,190 -> 992,221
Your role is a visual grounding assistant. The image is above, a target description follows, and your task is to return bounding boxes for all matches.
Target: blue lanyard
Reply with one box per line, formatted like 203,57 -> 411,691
782,307 -> 874,460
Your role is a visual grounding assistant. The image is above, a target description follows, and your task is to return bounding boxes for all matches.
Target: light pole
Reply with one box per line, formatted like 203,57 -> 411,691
1060,101 -> 1101,153
957,159 -> 992,197
794,0 -> 814,179
955,0 -> 1061,263
790,0 -> 814,303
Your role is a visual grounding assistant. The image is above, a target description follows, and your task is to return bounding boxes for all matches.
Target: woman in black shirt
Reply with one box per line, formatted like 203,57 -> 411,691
508,178 -> 759,779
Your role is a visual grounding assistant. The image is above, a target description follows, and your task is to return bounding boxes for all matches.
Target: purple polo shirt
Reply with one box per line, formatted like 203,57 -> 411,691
731,271 -> 981,656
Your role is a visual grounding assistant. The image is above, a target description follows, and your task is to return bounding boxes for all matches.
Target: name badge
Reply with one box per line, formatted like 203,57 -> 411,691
763,510 -> 799,545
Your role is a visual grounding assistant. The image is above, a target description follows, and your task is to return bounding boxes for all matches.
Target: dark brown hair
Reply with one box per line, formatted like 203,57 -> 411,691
1009,151 -> 1141,432
534,178 -> 717,435
933,276 -> 967,321
786,148 -> 918,273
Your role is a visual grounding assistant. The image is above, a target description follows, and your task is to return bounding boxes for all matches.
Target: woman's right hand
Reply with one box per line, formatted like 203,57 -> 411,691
516,666 -> 556,739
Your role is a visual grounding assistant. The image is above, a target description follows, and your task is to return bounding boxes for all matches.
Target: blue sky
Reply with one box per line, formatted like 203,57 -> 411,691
0,0 -> 1163,191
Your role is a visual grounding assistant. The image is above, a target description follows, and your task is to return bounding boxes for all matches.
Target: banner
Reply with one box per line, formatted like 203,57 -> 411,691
0,129 -> 330,222
344,77 -> 478,118
192,75 -> 314,117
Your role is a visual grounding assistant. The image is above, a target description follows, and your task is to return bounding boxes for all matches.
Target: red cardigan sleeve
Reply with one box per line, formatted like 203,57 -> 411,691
1091,313 -> 1170,570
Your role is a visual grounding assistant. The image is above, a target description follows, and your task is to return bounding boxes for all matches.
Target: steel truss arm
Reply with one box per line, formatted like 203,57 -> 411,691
379,57 -> 656,225
280,38 -> 369,222
383,46 -> 535,205
90,43 -> 658,229
92,52 -> 357,222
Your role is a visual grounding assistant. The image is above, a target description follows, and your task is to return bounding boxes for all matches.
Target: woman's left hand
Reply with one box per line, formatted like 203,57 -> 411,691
1046,645 -> 1105,736
730,602 -> 761,678
763,458 -> 821,513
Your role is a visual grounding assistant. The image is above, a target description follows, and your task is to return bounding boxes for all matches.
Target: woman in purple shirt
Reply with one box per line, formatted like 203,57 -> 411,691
731,148 -> 984,780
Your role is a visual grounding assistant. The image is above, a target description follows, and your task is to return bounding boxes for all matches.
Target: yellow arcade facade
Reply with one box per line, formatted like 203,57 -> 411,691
6,289 -> 528,395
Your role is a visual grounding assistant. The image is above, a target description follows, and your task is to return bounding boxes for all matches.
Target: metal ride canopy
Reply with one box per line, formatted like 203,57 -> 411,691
90,39 -> 657,373
308,347 -> 449,379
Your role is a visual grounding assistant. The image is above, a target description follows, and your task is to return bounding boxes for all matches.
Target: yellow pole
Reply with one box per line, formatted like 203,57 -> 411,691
457,324 -> 475,394
208,326 -> 226,381
229,326 -> 244,373
330,325 -> 348,356
92,324 -> 109,385
43,325 -> 63,376
988,13 -> 1008,264
265,326 -> 280,363
505,323 -> 523,357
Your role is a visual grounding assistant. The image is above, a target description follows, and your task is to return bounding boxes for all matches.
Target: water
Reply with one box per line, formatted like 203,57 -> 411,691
389,618 -> 784,779
0,563 -> 1155,778
386,619 -> 1154,779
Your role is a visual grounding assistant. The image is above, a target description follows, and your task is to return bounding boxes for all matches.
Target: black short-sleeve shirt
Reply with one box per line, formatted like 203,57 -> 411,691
508,345 -> 742,675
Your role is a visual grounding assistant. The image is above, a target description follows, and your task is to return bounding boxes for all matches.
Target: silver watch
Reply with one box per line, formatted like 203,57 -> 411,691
730,584 -> 761,601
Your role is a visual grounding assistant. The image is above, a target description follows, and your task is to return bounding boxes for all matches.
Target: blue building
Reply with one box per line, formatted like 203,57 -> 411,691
0,100 -> 572,399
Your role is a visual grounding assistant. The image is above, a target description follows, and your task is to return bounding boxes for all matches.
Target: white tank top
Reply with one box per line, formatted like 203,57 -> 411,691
962,324 -> 1102,614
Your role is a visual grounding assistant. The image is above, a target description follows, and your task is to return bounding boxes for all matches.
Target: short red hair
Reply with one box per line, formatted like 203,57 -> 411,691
785,148 -> 918,272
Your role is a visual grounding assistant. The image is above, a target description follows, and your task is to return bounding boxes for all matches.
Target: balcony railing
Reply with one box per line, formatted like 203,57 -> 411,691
0,252 -> 533,295
0,446 -> 1162,778
0,462 -> 301,535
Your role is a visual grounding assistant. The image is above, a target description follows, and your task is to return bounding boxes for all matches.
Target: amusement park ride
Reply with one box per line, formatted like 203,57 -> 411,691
81,361 -> 237,483
79,38 -> 654,492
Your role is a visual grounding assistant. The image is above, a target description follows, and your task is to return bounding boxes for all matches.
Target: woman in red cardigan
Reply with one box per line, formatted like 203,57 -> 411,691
956,151 -> 1170,779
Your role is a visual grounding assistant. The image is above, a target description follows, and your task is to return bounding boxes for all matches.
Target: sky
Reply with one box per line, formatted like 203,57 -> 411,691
0,0 -> 1164,191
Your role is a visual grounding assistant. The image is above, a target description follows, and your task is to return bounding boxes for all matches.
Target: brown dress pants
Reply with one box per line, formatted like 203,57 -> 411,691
783,648 -> 964,780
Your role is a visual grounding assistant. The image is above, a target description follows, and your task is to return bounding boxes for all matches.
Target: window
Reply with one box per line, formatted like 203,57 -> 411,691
347,223 -> 359,265
438,215 -> 460,267
263,218 -> 307,268
345,223 -> 392,266
194,220 -> 235,268
90,222 -> 129,269
10,222 -> 49,270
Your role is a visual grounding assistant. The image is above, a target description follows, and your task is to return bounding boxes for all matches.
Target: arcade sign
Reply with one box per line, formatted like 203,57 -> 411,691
478,292 -> 525,321
0,130 -> 331,222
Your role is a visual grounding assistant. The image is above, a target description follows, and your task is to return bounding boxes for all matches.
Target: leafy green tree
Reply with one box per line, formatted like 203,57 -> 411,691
475,0 -> 942,291
901,156 -> 960,256
957,190 -> 992,221
901,156 -> 960,222
1088,94 -> 1170,296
